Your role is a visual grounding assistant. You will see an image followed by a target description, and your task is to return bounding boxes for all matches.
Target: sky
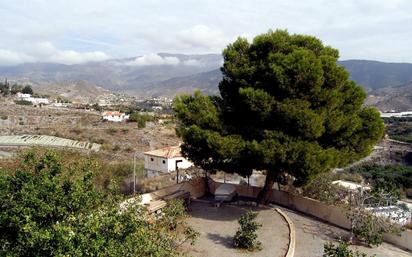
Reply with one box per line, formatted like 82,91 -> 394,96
0,0 -> 411,65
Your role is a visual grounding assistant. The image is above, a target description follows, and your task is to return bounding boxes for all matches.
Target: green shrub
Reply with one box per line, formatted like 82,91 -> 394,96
129,112 -> 155,129
233,211 -> 262,251
1,115 -> 7,120
14,100 -> 32,106
351,165 -> 412,197
303,173 -> 348,205
106,127 -> 118,135
347,207 -> 404,246
323,239 -> 374,257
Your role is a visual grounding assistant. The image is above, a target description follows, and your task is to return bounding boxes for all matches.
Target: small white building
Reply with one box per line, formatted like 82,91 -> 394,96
28,97 -> 50,105
18,94 -> 50,105
332,180 -> 371,192
144,145 -> 193,176
16,92 -> 32,98
102,111 -> 129,122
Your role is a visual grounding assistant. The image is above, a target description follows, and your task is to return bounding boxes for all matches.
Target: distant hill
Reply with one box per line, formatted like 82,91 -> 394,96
0,53 -> 222,94
2,54 -> 412,99
365,81 -> 412,112
36,80 -> 113,104
338,60 -> 412,90
147,69 -> 221,96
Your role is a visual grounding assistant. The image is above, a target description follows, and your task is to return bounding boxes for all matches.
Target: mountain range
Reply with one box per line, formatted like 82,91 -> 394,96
1,53 -> 412,111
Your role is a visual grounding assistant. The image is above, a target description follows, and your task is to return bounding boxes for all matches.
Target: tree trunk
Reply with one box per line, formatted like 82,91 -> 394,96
256,172 -> 275,205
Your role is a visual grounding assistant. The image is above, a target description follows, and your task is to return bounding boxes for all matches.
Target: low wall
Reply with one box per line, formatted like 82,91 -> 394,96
210,179 -> 412,252
140,178 -> 206,205
270,189 -> 352,230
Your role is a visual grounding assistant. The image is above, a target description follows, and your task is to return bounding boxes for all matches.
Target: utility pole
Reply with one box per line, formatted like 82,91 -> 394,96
175,160 -> 182,184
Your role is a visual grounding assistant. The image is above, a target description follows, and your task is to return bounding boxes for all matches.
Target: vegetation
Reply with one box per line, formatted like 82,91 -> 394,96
385,122 -> 412,143
0,81 -> 34,96
233,211 -> 262,251
14,100 -> 33,106
173,29 -> 384,204
303,173 -> 349,205
91,103 -> 102,111
351,165 -> 412,198
21,85 -> 33,95
383,116 -> 412,124
323,239 -> 375,257
129,112 -> 155,128
0,150 -> 197,256
347,207 -> 404,247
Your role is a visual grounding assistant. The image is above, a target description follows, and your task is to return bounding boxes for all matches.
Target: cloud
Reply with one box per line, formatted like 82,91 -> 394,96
182,59 -> 201,66
49,50 -> 109,64
125,53 -> 179,66
0,49 -> 34,66
0,41 -> 110,66
2,0 -> 412,62
178,25 -> 227,52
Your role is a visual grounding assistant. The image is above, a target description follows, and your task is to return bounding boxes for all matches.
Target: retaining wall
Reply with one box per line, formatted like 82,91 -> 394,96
210,179 -> 412,251
140,178 -> 206,205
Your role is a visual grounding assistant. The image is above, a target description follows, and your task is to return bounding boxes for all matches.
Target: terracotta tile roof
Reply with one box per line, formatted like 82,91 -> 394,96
102,111 -> 124,116
144,145 -> 183,158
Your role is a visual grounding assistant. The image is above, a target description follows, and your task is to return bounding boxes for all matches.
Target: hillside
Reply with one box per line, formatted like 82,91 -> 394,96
2,55 -> 412,99
147,69 -> 221,96
338,60 -> 412,90
365,81 -> 412,112
0,53 -> 222,93
36,80 -> 113,104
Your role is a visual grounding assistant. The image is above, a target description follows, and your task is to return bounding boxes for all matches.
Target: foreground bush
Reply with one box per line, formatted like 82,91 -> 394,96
233,211 -> 262,251
323,239 -> 375,257
0,150 -> 197,256
347,207 -> 404,247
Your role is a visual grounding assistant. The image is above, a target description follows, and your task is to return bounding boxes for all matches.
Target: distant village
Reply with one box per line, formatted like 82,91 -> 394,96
0,78 -> 174,123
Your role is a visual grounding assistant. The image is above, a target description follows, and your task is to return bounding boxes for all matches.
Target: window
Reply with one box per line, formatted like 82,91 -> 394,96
162,160 -> 166,164
150,158 -> 154,162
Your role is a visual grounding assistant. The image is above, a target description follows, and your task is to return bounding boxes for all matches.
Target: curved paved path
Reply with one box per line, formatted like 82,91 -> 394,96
274,205 -> 412,257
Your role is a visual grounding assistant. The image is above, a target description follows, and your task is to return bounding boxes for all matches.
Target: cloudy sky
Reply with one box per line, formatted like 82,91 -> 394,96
0,0 -> 411,65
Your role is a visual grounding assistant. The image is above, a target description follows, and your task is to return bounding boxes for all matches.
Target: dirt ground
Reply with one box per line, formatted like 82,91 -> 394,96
183,201 -> 289,257
0,102 -> 180,162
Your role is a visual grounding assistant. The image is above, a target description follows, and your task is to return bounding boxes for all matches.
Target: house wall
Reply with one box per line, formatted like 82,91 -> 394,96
144,155 -> 169,173
103,115 -> 126,122
144,155 -> 193,173
167,157 -> 193,172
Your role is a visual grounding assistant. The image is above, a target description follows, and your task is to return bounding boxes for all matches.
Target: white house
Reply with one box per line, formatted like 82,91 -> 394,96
17,94 -> 50,105
16,92 -> 32,98
144,145 -> 193,176
102,111 -> 129,122
28,97 -> 50,105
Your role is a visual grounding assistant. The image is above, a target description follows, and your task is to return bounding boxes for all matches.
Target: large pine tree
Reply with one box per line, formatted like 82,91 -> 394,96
173,30 -> 384,204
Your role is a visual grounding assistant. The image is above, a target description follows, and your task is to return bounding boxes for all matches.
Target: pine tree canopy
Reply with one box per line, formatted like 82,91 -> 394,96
173,30 -> 384,187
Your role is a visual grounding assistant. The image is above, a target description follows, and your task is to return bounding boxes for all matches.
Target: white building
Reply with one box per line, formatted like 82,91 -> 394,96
144,145 -> 193,176
28,97 -> 50,105
17,93 -> 50,105
380,111 -> 412,118
16,92 -> 31,98
102,111 -> 129,122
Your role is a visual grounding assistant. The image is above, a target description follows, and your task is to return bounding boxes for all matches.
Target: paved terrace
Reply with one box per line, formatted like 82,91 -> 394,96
182,201 -> 290,257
